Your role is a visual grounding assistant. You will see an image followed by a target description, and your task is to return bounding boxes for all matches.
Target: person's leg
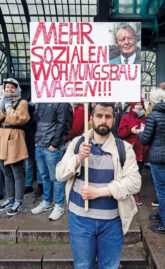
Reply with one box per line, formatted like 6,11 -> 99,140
0,166 -> 3,198
35,146 -> 53,203
11,160 -> 25,203
0,160 -> 15,201
97,217 -> 124,269
45,148 -> 65,205
68,211 -> 96,269
150,164 -> 165,225
25,157 -> 34,187
36,165 -> 43,184
32,164 -> 43,198
134,161 -> 144,206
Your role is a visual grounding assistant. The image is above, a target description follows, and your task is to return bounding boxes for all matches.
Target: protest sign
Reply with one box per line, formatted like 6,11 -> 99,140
30,22 -> 141,210
30,22 -> 141,103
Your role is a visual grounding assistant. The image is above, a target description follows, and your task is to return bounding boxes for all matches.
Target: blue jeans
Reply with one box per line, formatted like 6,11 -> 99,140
25,157 -> 42,186
35,146 -> 65,204
68,211 -> 124,269
150,164 -> 165,225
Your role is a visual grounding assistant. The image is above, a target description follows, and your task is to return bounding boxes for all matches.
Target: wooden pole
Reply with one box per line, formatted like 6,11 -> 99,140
84,102 -> 89,211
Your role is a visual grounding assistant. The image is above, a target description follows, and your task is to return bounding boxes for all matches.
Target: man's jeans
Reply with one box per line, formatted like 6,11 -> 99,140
25,157 -> 42,186
0,160 -> 25,202
35,146 -> 65,204
68,211 -> 124,269
151,164 -> 165,225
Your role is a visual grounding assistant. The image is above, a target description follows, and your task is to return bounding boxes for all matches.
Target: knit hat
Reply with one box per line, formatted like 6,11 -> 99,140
159,82 -> 165,90
130,97 -> 144,109
150,88 -> 165,104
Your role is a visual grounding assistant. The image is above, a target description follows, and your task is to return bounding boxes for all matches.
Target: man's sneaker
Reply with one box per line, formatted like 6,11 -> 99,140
151,199 -> 159,207
0,200 -> 14,211
49,204 -> 64,221
151,223 -> 165,234
134,194 -> 143,206
31,201 -> 52,215
7,202 -> 23,216
149,213 -> 162,223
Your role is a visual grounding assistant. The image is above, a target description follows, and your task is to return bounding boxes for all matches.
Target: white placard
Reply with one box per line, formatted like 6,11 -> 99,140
30,22 -> 141,103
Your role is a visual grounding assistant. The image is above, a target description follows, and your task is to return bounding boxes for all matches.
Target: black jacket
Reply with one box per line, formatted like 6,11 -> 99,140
35,103 -> 68,148
138,102 -> 165,164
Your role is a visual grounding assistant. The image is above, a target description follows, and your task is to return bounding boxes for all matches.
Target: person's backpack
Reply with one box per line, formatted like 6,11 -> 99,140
74,136 -> 126,168
13,98 -> 35,136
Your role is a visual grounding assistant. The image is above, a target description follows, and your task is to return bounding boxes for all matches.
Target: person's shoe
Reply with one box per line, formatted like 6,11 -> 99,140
49,204 -> 64,221
0,194 -> 3,200
31,200 -> 52,215
151,199 -> 159,207
7,202 -> 23,216
151,223 -> 165,234
32,184 -> 43,198
149,213 -> 162,223
24,186 -> 33,194
134,194 -> 143,206
0,200 -> 14,211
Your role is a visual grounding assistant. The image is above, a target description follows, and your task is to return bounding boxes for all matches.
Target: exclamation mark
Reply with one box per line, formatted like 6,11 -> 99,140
104,81 -> 106,96
108,81 -> 111,96
98,81 -> 101,96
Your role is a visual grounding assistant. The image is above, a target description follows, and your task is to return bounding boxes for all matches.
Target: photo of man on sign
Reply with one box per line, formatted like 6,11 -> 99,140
109,22 -> 141,64
30,22 -> 141,103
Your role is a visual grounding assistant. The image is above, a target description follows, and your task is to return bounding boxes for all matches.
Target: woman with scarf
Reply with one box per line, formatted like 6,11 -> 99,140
0,78 -> 30,216
118,98 -> 148,206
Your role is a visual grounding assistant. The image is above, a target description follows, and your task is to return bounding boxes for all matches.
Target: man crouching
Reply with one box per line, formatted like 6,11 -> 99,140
56,102 -> 141,269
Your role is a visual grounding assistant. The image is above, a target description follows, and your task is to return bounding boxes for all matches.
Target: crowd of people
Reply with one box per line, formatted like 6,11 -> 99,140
0,77 -> 165,268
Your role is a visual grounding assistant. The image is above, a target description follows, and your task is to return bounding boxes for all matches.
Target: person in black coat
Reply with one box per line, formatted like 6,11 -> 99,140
132,89 -> 165,234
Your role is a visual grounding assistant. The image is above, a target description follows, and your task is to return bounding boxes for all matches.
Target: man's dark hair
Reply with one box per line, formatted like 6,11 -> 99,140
92,102 -> 115,117
115,23 -> 137,42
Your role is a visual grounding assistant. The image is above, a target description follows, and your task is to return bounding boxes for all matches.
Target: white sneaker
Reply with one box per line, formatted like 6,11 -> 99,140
49,204 -> 64,220
31,201 -> 52,215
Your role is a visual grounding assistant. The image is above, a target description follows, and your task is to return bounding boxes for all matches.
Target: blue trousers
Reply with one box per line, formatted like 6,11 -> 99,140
68,211 -> 124,269
151,164 -> 165,225
35,146 -> 65,205
25,157 -> 42,187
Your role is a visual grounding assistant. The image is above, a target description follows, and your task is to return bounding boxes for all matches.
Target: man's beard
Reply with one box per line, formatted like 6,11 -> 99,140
92,121 -> 112,136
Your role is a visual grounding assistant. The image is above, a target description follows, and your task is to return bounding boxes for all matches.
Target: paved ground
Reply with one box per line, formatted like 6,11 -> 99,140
0,165 -> 156,225
0,165 -> 163,269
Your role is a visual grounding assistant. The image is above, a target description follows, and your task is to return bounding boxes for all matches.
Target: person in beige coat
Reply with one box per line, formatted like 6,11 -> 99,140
0,78 -> 30,216
56,103 -> 141,269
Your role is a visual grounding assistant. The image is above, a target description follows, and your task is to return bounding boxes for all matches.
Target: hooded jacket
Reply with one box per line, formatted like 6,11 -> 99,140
138,102 -> 165,164
118,100 -> 148,162
0,78 -> 30,165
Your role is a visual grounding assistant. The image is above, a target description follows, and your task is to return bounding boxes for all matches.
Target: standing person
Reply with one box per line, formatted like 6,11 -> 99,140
0,167 -> 4,200
110,24 -> 141,64
118,98 -> 148,206
24,102 -> 43,197
56,103 -> 141,269
65,103 -> 90,143
0,78 -> 30,215
136,89 -> 165,234
31,103 -> 68,221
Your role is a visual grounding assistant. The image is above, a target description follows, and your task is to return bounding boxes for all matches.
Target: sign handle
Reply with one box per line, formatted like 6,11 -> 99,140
84,102 -> 89,211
